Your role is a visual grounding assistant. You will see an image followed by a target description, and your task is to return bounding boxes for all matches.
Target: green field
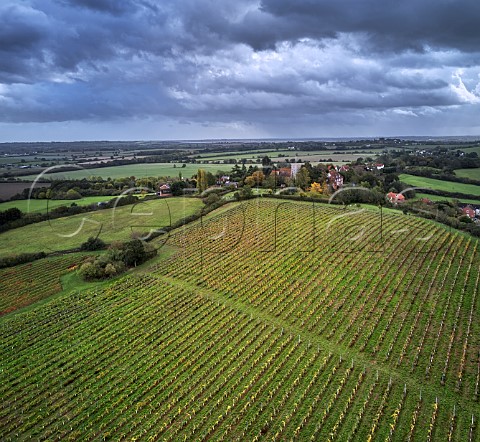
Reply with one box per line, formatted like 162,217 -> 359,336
454,168 -> 480,180
415,193 -> 480,205
21,163 -> 223,180
196,149 -> 380,164
400,173 -> 480,196
0,196 -> 119,214
0,197 -> 204,257
462,146 -> 480,156
1,199 -> 478,440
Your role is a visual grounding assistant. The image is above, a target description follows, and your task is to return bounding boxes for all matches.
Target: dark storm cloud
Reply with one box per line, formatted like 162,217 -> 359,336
0,0 -> 479,138
254,0 -> 480,53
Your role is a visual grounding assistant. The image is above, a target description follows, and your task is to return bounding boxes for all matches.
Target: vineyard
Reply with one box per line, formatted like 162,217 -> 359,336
0,253 -> 90,315
0,199 -> 479,440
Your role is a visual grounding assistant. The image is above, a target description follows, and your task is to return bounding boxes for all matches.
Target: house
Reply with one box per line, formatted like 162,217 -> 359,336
157,183 -> 172,197
375,163 -> 385,170
278,167 -> 292,178
327,169 -> 344,190
462,206 -> 476,219
218,175 -> 231,185
387,192 -> 405,204
290,163 -> 303,178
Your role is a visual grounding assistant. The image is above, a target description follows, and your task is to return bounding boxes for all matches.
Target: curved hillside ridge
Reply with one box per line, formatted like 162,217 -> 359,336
161,199 -> 454,256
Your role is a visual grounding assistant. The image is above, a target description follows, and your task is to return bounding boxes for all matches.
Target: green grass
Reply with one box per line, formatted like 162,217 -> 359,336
0,196 -> 119,214
399,173 -> 480,196
461,146 -> 480,155
415,192 -> 480,205
197,150 -> 378,164
21,163 -> 223,180
0,197 -> 204,257
454,168 -> 480,180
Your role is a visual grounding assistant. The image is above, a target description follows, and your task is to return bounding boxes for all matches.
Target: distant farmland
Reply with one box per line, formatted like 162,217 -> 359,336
21,163 -> 224,180
0,181 -> 50,200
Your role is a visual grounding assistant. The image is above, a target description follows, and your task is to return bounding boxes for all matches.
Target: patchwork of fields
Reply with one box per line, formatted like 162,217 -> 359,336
1,200 -> 479,440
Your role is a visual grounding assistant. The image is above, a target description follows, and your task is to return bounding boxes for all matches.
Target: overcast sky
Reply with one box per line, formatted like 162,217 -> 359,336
1,0 -> 480,142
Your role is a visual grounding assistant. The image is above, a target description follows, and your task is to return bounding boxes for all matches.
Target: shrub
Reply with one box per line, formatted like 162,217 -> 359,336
80,236 -> 106,251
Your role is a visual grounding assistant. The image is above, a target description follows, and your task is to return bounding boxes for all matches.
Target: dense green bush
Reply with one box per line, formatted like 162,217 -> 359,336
80,236 -> 106,251
78,239 -> 156,281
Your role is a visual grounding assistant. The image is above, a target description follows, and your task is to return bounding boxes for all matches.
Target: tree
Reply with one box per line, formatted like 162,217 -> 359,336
80,236 -> 106,251
171,180 -> 189,196
262,156 -> 272,166
66,189 -> 82,199
196,169 -> 208,193
0,207 -> 22,225
78,261 -> 103,280
252,170 -> 265,186
295,167 -> 311,190
123,239 -> 147,267
206,171 -> 216,186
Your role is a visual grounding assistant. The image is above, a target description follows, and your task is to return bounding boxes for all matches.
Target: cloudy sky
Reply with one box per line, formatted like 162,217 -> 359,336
1,0 -> 480,142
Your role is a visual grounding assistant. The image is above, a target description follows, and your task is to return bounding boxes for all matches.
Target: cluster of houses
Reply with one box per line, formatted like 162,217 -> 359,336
462,205 -> 480,221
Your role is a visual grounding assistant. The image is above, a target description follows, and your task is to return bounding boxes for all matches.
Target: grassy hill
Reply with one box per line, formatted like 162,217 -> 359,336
455,168 -> 480,180
399,173 -> 480,196
0,199 -> 479,440
0,197 -> 203,257
0,196 -> 121,214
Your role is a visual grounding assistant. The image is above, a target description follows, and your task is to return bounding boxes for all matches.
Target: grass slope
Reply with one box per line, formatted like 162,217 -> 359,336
0,197 -> 203,257
400,173 -> 480,196
454,168 -> 480,180
415,192 -> 480,205
1,200 -> 479,440
0,196 -> 119,214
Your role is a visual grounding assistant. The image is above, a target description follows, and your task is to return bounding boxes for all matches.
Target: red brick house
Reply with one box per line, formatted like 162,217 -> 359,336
327,169 -> 344,190
387,192 -> 405,204
462,205 -> 475,219
158,184 -> 172,196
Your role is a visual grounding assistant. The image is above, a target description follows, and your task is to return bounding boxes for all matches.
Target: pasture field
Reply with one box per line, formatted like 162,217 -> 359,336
462,146 -> 480,156
415,193 -> 480,205
0,253 -> 92,316
0,197 -> 203,257
0,199 -> 478,440
0,196 -> 119,214
196,150 -> 380,164
399,173 -> 480,196
21,163 -> 222,181
455,168 -> 480,180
